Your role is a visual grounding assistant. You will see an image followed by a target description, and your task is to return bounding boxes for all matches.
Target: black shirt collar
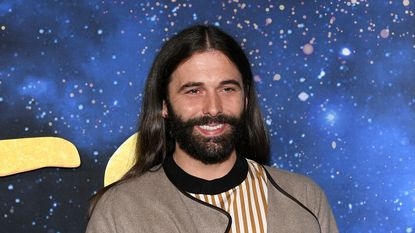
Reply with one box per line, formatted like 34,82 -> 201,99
163,154 -> 248,195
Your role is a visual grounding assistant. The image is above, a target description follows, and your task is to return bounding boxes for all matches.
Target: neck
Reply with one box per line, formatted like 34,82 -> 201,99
173,145 -> 237,181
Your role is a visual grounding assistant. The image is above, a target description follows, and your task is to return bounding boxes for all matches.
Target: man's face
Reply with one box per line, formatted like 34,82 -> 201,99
163,51 -> 246,164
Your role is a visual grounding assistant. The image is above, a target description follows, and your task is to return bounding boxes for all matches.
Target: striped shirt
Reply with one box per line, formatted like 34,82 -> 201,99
190,160 -> 268,233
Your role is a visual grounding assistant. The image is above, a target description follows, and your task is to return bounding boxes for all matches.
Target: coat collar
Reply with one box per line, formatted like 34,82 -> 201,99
163,154 -> 248,195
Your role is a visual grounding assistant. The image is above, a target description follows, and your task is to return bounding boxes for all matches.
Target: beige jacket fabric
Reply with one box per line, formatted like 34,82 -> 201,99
86,165 -> 339,233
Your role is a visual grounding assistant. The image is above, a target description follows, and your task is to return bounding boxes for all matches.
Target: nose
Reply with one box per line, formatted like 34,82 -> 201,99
202,92 -> 223,116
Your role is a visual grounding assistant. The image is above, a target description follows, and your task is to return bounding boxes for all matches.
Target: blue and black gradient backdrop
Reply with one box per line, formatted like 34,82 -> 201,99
1,1 -> 414,232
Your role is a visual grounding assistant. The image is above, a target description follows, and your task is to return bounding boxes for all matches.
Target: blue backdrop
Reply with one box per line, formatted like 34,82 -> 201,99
0,1 -> 414,232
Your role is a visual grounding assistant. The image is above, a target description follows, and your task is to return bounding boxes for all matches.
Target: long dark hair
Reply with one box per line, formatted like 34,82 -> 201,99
89,25 -> 270,215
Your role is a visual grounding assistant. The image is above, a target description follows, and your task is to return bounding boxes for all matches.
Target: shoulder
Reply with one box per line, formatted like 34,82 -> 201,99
263,165 -> 319,189
263,165 -> 327,206
87,168 -> 183,232
93,167 -> 174,213
262,165 -> 339,233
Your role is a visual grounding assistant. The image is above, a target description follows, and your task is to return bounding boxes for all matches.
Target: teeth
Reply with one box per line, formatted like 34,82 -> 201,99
199,124 -> 224,131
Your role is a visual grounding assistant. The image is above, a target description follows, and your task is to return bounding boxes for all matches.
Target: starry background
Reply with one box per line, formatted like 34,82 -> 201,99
0,0 -> 414,232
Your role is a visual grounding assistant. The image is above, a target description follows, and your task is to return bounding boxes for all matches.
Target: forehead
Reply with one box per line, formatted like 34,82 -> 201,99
169,51 -> 242,87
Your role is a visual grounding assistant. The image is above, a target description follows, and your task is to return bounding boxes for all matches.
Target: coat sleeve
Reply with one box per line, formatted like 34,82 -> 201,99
313,186 -> 339,233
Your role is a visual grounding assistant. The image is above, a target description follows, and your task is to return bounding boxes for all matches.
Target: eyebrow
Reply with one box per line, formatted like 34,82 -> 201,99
178,79 -> 242,93
220,80 -> 242,88
178,82 -> 203,93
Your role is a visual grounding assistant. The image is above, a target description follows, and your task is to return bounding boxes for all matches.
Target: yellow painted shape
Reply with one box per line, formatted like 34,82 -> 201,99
0,137 -> 80,177
104,133 -> 138,187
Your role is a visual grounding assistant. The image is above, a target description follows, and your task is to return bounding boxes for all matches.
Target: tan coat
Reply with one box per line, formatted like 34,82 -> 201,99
86,166 -> 338,233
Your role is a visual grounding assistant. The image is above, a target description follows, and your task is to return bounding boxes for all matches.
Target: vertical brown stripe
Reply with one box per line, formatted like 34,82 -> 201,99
218,193 -> 225,210
215,195 -> 223,210
249,165 -> 266,233
257,168 -> 268,215
207,195 -> 212,205
210,194 -> 217,206
245,168 -> 257,232
258,166 -> 268,231
238,184 -> 249,232
232,191 -> 241,233
225,191 -> 234,233
223,192 -> 230,212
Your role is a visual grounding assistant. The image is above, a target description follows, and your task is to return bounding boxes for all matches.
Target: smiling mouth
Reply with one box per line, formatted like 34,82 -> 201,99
195,123 -> 227,136
199,124 -> 224,131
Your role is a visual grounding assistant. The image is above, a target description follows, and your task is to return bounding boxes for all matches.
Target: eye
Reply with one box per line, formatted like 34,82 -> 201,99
223,87 -> 236,92
186,89 -> 200,95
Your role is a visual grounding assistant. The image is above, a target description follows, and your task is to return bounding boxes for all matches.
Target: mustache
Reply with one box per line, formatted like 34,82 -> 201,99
180,115 -> 241,127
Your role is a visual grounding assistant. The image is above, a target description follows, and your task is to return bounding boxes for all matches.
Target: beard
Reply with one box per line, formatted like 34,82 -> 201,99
166,104 -> 245,165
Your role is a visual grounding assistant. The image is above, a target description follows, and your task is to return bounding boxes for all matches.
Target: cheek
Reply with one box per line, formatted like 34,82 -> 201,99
171,101 -> 201,119
181,105 -> 199,115
223,96 -> 245,111
171,95 -> 203,109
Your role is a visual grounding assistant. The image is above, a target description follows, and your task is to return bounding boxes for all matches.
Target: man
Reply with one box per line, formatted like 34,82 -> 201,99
87,25 -> 338,233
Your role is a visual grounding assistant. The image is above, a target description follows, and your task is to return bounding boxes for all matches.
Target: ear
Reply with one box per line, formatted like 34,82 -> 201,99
162,100 -> 168,118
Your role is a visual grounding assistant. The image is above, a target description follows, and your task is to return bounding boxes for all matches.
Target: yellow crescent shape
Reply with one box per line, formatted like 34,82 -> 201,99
0,137 -> 80,177
104,133 -> 138,187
